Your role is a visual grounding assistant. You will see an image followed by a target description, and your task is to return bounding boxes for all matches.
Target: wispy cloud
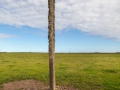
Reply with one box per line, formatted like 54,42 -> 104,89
0,0 -> 120,40
56,0 -> 120,40
0,33 -> 13,38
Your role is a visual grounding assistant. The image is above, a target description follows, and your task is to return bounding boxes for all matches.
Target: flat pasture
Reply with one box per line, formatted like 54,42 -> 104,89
0,53 -> 120,90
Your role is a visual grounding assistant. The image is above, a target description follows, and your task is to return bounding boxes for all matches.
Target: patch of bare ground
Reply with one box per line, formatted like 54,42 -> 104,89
0,79 -> 78,90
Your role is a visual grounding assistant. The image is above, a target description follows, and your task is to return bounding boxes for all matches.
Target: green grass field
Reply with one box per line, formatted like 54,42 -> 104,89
0,53 -> 120,90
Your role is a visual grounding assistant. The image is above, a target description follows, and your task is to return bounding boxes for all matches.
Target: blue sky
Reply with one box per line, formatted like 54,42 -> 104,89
0,0 -> 120,52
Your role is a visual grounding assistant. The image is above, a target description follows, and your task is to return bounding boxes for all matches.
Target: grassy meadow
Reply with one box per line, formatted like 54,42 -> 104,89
0,53 -> 120,90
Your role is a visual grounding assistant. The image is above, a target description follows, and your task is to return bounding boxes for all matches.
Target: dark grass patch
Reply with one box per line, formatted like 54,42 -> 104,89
103,69 -> 117,73
9,65 -> 15,67
1,60 -> 10,63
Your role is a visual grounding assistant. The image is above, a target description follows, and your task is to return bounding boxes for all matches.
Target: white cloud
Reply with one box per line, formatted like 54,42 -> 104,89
0,0 -> 48,29
0,33 -> 13,38
0,0 -> 120,40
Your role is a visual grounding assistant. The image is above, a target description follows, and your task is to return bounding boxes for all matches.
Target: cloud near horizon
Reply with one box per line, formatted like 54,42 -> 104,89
0,33 -> 13,38
0,0 -> 120,40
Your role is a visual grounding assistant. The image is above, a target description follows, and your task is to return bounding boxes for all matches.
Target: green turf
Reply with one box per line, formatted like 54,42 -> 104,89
0,53 -> 120,90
